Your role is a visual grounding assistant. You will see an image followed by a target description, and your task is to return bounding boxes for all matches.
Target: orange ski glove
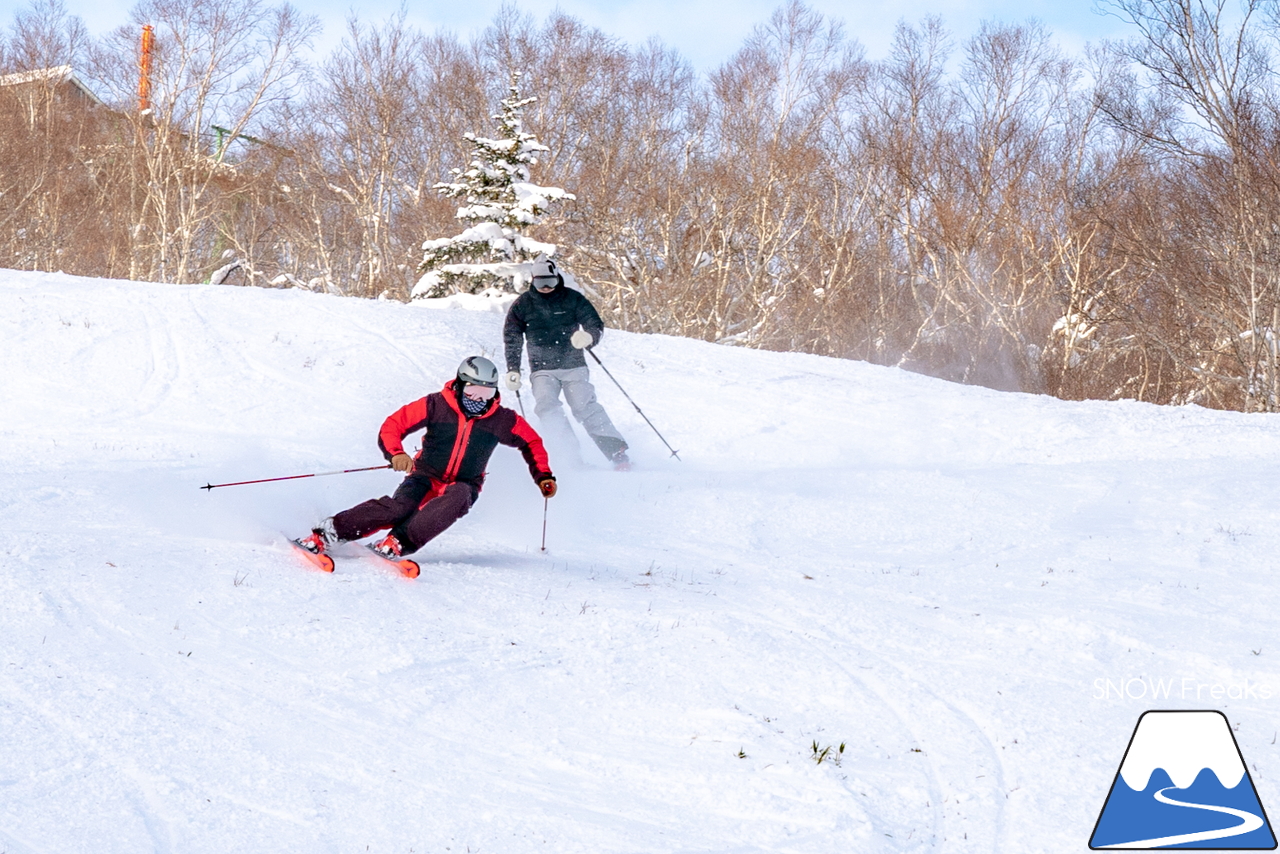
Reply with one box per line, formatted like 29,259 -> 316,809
537,476 -> 557,498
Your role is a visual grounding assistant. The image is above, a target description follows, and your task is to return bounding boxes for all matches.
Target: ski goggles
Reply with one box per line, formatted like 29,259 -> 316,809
463,383 -> 497,400
532,275 -> 559,290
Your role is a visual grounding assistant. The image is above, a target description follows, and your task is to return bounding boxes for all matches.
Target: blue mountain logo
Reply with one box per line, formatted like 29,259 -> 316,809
1091,710 -> 1276,849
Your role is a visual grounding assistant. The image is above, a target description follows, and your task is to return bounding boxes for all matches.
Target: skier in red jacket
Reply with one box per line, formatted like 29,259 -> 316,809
295,356 -> 555,561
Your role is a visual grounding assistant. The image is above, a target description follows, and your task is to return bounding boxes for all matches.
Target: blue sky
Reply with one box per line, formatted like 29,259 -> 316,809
4,0 -> 1132,70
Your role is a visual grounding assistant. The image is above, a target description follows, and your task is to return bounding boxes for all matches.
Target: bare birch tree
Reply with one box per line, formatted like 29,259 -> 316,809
1098,0 -> 1280,408
88,0 -> 316,284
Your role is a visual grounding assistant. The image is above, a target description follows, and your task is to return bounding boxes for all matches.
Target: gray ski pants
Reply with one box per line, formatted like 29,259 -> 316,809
530,366 -> 627,460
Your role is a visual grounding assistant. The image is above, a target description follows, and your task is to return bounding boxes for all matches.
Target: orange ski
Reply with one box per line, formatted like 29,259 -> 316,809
290,538 -> 335,573
364,544 -> 420,579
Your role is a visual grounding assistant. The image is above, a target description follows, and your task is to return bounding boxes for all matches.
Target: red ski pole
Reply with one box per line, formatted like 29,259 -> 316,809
201,464 -> 391,491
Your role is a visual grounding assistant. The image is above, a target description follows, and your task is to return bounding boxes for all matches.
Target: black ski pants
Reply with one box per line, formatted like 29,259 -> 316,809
333,474 -> 478,554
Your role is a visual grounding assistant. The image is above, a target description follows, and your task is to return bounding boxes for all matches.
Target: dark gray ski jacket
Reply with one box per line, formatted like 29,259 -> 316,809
503,284 -> 605,373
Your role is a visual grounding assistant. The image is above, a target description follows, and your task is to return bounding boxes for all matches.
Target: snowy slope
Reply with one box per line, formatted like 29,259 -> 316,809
2,269 -> 1279,853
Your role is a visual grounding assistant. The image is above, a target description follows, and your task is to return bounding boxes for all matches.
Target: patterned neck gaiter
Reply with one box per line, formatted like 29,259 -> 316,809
460,395 -> 489,416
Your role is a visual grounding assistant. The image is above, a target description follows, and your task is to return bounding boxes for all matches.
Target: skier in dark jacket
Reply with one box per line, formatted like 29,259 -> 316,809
503,257 -> 629,469
296,356 -> 555,561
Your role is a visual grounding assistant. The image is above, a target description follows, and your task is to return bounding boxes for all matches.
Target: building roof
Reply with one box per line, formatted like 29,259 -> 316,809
0,64 -> 105,107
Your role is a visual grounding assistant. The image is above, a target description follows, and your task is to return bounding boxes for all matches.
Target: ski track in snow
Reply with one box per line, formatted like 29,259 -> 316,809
3,271 -> 1280,852
732,597 -> 1009,852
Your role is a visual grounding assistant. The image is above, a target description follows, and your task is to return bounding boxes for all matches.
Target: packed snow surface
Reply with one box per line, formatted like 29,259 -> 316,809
2,270 -> 1279,852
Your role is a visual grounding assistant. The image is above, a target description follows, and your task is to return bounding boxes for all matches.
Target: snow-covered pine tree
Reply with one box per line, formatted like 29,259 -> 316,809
412,73 -> 574,300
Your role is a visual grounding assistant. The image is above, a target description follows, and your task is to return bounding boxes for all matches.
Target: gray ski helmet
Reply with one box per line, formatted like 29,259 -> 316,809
457,355 -> 499,388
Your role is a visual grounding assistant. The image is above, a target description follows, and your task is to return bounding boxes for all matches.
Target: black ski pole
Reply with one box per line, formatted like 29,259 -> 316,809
201,464 -> 392,491
585,348 -> 681,460
515,388 -> 527,418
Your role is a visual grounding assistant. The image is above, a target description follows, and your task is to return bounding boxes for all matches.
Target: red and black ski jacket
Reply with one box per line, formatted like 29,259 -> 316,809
377,380 -> 551,488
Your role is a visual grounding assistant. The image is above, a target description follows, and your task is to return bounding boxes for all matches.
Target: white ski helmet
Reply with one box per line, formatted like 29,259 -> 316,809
530,256 -> 564,290
457,355 -> 499,388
